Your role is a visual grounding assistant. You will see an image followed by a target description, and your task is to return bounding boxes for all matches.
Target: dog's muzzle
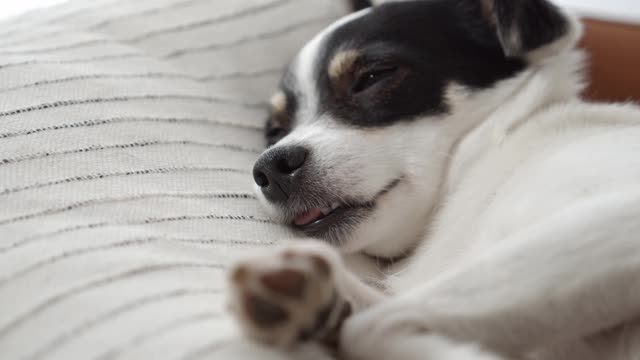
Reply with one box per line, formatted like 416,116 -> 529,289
252,143 -> 402,243
252,146 -> 344,229
252,145 -> 309,204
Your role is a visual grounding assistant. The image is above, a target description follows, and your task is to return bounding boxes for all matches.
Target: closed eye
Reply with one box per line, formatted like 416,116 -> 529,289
352,66 -> 398,93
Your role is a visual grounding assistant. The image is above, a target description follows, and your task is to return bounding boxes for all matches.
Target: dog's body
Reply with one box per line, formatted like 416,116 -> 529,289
228,1 -> 640,359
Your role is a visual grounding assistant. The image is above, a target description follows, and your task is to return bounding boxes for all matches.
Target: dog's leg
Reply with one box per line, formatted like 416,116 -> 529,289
228,241 -> 508,359
228,240 -> 383,349
342,191 -> 640,359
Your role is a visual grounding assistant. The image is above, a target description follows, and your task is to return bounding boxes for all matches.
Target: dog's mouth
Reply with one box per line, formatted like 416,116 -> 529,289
293,202 -> 343,227
290,178 -> 402,236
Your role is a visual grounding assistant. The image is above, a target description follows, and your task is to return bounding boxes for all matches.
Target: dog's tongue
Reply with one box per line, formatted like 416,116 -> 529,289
294,208 -> 324,226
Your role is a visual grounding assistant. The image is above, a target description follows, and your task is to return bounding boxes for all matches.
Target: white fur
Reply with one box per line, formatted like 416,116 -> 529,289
245,4 -> 640,360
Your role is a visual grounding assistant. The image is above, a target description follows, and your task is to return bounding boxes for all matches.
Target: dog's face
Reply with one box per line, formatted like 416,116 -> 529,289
253,0 -> 575,256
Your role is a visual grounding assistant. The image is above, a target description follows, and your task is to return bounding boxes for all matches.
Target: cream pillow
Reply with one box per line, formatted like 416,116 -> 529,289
0,1 -> 347,359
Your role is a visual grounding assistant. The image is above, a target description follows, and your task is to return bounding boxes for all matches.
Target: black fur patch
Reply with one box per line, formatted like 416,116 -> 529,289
272,0 -> 570,130
268,0 -> 568,129
314,0 -> 528,127
349,0 -> 373,12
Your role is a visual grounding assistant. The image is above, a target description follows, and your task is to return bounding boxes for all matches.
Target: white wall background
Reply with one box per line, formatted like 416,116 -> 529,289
554,0 -> 640,24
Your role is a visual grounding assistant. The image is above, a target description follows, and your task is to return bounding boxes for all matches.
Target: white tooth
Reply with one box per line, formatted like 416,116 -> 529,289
320,207 -> 332,216
331,202 -> 340,210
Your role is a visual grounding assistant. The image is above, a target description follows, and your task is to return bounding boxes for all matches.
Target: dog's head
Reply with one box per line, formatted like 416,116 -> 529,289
253,0 -> 581,256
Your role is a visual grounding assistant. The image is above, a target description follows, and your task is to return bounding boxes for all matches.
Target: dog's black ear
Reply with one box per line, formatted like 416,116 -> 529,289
473,0 -> 571,57
349,0 -> 373,12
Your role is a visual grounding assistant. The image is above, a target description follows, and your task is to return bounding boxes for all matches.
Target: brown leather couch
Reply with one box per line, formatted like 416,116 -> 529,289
581,19 -> 640,102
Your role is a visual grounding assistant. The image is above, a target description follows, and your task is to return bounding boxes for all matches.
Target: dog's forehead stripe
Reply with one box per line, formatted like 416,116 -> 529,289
293,8 -> 371,122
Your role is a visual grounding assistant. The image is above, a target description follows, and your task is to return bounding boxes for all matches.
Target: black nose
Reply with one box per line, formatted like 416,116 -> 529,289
253,146 -> 309,203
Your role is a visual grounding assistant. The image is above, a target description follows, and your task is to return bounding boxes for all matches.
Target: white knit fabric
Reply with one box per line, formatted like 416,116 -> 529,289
0,1 -> 347,359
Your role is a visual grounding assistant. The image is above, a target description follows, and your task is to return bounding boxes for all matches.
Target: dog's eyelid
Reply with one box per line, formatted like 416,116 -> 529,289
357,63 -> 397,75
351,66 -> 399,94
356,57 -> 398,72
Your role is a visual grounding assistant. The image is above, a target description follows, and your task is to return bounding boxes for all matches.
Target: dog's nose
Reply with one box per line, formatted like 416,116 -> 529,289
253,145 -> 309,202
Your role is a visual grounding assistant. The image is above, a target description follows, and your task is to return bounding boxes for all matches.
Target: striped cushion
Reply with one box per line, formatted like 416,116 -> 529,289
0,1 -> 347,359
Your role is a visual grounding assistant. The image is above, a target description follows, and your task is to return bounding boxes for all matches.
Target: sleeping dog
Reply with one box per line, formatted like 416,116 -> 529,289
228,0 -> 640,359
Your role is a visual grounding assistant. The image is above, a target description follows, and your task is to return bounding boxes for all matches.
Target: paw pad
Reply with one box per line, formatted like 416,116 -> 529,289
229,247 -> 351,348
243,293 -> 289,328
260,269 -> 307,298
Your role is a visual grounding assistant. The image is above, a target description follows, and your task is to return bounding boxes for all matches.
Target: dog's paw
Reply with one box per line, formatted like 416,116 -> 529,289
228,243 -> 352,348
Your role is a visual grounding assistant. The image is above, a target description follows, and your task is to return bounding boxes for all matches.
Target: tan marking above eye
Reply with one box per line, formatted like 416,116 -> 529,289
269,91 -> 290,128
328,50 -> 360,80
269,91 -> 287,115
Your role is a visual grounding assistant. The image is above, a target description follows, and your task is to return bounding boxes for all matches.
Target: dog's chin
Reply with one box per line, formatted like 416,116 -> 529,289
265,178 -> 403,246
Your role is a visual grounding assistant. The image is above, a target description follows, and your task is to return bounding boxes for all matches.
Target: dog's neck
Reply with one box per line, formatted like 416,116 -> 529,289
444,50 -> 587,194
